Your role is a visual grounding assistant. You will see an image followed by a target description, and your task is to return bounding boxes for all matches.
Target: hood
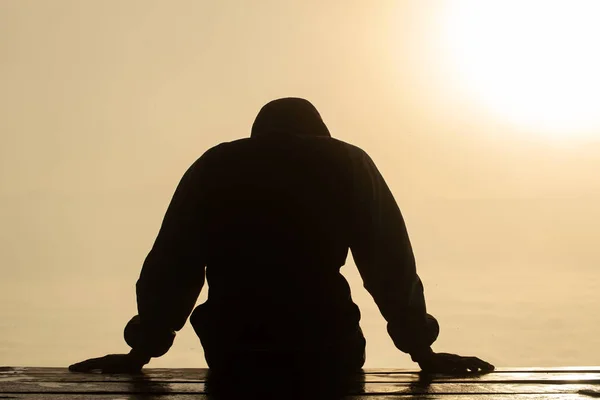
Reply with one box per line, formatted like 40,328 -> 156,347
250,98 -> 331,138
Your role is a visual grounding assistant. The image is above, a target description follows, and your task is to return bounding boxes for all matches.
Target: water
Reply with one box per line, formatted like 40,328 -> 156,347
1,264 -> 599,369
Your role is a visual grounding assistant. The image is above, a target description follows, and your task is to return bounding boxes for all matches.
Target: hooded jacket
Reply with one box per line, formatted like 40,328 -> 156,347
126,98 -> 439,367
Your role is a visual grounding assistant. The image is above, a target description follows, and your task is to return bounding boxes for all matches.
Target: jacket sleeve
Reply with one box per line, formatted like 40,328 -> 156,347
124,156 -> 209,359
349,148 -> 439,360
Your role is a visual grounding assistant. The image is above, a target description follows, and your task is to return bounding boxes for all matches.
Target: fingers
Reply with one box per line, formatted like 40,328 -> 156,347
70,354 -> 145,374
467,357 -> 495,371
68,356 -> 106,373
420,354 -> 495,374
462,356 -> 495,373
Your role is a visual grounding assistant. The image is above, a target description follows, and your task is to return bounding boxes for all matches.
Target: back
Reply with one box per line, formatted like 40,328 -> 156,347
195,136 -> 362,348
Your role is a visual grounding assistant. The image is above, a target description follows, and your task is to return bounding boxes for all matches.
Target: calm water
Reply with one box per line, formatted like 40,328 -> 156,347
1,264 -> 599,369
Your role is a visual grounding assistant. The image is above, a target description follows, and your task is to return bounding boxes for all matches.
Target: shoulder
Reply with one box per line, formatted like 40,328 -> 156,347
326,139 -> 376,170
186,138 -> 253,170
325,138 -> 369,157
201,138 -> 253,159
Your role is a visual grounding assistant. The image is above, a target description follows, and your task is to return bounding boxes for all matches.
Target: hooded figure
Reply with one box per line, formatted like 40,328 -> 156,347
70,98 -> 493,376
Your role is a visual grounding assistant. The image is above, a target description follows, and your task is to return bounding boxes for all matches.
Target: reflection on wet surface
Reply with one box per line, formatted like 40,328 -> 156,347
1,367 -> 600,399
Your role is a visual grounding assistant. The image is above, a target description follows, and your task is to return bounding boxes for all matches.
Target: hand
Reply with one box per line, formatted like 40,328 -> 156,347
417,352 -> 495,374
69,352 -> 148,374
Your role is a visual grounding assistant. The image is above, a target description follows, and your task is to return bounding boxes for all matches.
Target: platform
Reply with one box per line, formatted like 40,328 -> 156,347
2,366 -> 600,399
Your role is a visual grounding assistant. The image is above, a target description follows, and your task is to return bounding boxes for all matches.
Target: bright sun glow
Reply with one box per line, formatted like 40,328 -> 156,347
444,0 -> 600,139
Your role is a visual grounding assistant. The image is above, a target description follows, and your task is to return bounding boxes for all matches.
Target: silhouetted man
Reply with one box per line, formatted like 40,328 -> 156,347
70,98 -> 494,374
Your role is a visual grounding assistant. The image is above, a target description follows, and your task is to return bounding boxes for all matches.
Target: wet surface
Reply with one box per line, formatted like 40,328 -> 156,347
1,367 -> 600,399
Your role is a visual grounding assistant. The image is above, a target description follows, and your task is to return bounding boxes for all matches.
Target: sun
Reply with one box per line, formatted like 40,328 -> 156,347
443,0 -> 600,140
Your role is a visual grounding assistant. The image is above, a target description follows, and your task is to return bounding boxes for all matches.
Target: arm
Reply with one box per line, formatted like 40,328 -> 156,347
70,155 -> 209,373
349,149 -> 438,362
125,156 -> 209,361
348,148 -> 494,373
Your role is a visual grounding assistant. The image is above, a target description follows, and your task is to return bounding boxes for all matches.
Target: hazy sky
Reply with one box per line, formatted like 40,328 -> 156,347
1,1 -> 600,368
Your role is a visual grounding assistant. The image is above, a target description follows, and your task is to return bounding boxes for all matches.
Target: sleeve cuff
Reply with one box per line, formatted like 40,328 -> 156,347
128,348 -> 152,365
124,315 -> 176,358
410,347 -> 434,363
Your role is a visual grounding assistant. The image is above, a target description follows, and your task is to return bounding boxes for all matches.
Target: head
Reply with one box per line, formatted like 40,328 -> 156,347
251,98 -> 331,138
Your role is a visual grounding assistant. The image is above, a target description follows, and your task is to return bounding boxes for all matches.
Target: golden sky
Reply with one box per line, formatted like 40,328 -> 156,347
1,0 -> 599,368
